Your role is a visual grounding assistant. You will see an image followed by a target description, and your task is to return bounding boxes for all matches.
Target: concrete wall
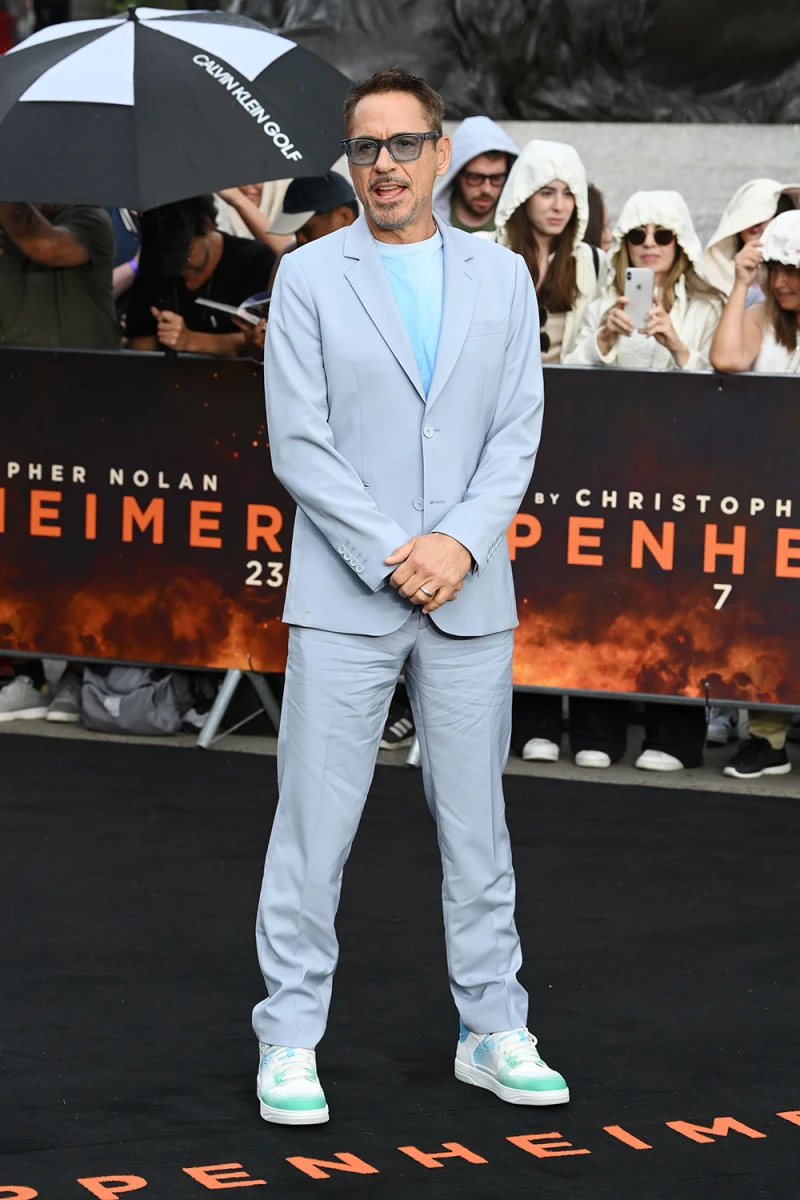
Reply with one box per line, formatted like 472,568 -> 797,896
448,122 -> 800,242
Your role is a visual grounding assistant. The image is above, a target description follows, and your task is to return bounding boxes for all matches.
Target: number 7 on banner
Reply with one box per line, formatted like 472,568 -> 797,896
713,584 -> 732,610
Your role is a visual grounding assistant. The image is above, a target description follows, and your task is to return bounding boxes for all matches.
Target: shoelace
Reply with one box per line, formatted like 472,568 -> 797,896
263,1045 -> 316,1083
492,1028 -> 544,1065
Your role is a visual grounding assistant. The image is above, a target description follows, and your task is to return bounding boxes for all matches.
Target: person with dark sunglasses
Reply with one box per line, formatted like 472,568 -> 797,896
431,115 -> 518,233
566,190 -> 723,374
564,191 -> 725,776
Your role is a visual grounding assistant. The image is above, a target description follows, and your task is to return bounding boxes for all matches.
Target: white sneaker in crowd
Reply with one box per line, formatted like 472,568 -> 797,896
257,1043 -> 329,1125
635,749 -> 683,771
455,1024 -> 569,1106
521,737 -> 560,762
574,749 -> 611,768
0,675 -> 49,723
46,669 -> 82,723
706,706 -> 738,746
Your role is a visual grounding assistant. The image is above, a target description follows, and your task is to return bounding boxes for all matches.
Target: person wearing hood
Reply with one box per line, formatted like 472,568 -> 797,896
566,190 -> 723,373
432,115 -> 518,233
704,179 -> 800,302
492,139 -> 603,367
709,209 -> 800,781
563,193 -> 724,773
494,141 -> 603,764
702,182 -> 799,749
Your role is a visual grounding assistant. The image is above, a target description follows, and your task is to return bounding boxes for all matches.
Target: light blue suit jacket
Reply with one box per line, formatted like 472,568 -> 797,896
264,214 -> 544,637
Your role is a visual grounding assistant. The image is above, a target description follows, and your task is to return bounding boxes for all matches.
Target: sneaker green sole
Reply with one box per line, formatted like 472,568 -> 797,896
455,1059 -> 570,1106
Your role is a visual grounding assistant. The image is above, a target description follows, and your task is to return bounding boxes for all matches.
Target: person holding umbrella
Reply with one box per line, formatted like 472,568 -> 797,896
0,198 -> 119,725
0,201 -> 119,349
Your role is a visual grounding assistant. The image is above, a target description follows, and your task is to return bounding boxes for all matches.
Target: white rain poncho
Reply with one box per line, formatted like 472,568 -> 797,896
703,179 -> 800,296
754,210 -> 800,373
565,190 -> 722,372
760,209 -> 800,267
432,116 -> 519,225
215,179 -> 291,240
489,139 -> 602,360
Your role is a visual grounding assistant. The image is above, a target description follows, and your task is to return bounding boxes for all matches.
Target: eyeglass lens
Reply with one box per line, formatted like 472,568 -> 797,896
347,134 -> 425,166
461,170 -> 507,187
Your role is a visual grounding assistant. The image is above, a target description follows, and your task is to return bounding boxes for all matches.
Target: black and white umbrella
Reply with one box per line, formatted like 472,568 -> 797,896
0,7 -> 351,209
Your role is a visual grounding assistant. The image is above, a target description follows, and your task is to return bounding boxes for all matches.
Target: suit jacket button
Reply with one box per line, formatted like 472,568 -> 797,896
355,564 -> 364,573
423,425 -> 434,438
413,498 -> 424,511
337,545 -> 346,554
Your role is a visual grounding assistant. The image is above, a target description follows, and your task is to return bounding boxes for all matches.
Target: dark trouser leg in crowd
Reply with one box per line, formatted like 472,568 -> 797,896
510,692 -> 563,761
0,659 -> 49,723
724,710 -> 792,780
380,680 -> 415,750
637,702 -> 706,771
568,697 -> 630,768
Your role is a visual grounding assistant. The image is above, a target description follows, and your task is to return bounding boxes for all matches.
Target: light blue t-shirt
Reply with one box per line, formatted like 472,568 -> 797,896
377,230 -> 444,395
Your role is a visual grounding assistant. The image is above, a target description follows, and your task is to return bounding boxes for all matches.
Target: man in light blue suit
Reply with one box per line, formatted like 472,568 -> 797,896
254,67 -> 569,1125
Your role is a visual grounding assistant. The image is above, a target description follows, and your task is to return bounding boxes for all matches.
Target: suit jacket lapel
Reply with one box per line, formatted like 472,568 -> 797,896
426,220 -> 479,409
343,216 -> 426,401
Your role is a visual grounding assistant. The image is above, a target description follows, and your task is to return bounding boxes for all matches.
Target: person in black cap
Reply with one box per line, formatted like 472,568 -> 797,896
269,170 -> 359,246
126,195 -> 275,356
233,173 -> 359,362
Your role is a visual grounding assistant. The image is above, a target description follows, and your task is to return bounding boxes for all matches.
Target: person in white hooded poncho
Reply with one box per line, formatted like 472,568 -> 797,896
489,139 -> 604,366
432,115 -> 518,233
703,178 -> 800,301
561,193 -> 725,774
565,190 -> 723,372
707,209 -> 800,782
487,142 -> 603,765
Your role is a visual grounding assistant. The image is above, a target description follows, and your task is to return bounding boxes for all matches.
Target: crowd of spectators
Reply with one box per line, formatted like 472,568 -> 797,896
0,116 -> 798,779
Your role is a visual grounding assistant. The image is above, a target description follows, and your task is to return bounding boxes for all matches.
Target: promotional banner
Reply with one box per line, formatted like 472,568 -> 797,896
1,348 -> 798,705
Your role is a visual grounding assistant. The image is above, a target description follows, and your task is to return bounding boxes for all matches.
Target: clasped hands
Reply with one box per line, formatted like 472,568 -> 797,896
384,532 -> 472,615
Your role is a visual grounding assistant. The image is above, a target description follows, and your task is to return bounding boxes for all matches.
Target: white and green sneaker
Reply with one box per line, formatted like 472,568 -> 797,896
257,1042 -> 329,1125
455,1023 -> 569,1106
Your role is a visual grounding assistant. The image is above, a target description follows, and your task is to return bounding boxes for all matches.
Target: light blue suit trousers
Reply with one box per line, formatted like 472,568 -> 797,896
252,611 -> 528,1048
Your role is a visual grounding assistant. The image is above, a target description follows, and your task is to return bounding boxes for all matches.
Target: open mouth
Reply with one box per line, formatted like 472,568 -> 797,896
371,183 -> 408,203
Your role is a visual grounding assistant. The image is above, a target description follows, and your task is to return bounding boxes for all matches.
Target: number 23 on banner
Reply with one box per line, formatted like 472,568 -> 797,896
246,560 -> 284,588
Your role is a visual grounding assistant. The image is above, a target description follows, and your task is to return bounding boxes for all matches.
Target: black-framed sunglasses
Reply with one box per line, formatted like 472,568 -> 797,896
626,227 -> 675,246
460,168 -> 508,188
341,131 -> 442,166
539,305 -> 550,354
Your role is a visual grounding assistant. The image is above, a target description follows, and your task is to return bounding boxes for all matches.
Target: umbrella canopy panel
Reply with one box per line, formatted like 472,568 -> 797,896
0,8 -> 351,209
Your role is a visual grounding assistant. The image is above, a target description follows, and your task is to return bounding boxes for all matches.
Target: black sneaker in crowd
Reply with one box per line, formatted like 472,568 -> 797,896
380,708 -> 415,751
723,736 -> 791,779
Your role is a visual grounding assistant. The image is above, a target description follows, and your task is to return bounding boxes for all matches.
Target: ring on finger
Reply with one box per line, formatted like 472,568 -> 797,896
418,585 -> 435,599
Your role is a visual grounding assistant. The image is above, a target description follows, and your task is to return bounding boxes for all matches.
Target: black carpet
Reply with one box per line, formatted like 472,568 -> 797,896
2,734 -> 800,1200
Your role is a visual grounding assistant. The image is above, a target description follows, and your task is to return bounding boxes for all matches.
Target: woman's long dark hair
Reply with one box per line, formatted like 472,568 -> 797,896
505,203 -> 579,313
584,184 -> 606,248
765,269 -> 800,351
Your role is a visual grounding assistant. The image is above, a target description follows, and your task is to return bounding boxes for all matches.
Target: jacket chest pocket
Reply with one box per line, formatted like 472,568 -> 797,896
467,320 -> 507,339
